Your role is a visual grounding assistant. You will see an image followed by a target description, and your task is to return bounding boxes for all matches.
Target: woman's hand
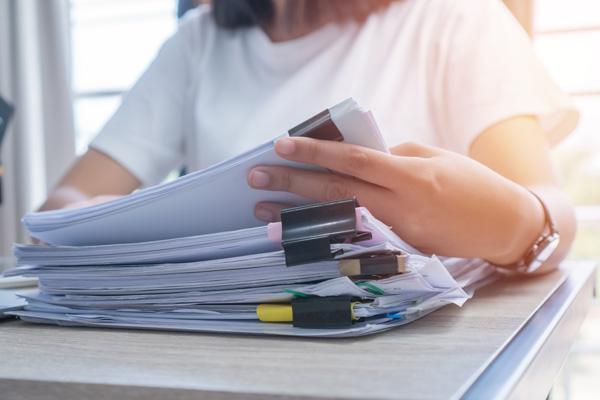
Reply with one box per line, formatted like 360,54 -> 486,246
38,149 -> 140,213
247,137 -> 545,265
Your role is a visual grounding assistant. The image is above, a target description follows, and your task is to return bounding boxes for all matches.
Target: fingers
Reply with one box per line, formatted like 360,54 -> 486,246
31,237 -> 46,245
253,202 -> 289,222
248,166 -> 391,208
274,137 -> 414,187
390,142 -> 441,158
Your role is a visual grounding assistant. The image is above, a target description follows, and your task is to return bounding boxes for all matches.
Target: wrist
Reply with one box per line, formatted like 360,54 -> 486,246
487,187 -> 546,265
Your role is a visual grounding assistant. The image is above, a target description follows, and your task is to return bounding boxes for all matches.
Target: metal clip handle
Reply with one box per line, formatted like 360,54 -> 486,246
339,251 -> 407,277
281,199 -> 371,266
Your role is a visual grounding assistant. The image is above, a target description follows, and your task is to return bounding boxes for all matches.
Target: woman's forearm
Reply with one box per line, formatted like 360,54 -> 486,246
38,148 -> 140,212
478,182 -> 575,269
469,116 -> 577,271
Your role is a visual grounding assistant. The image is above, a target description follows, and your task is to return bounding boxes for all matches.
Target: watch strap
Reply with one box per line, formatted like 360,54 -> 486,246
498,190 -> 560,273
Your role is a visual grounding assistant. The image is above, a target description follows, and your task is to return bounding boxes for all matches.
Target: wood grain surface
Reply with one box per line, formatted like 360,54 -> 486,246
0,267 -> 588,400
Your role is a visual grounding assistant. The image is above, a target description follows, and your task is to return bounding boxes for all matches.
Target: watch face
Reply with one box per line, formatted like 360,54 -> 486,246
527,233 -> 561,273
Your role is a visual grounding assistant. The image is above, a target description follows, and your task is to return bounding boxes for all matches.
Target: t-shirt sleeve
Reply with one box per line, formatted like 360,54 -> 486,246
431,0 -> 579,154
89,15 -> 197,186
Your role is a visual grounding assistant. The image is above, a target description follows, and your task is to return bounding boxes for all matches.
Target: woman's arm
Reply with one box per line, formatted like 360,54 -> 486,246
247,116 -> 576,271
39,148 -> 140,211
41,11 -> 196,212
469,116 -> 576,272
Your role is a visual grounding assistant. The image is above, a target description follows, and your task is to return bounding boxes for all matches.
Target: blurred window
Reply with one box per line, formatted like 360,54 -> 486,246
533,0 -> 600,260
534,4 -> 600,399
70,0 -> 177,153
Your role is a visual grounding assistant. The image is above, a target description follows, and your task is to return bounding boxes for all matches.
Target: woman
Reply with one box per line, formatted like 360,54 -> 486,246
42,0 -> 578,272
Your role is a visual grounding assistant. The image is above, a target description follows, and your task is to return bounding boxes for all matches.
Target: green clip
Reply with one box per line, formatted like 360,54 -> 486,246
356,281 -> 384,296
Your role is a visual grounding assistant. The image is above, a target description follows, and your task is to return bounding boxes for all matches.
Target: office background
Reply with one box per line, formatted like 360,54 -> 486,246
0,0 -> 598,397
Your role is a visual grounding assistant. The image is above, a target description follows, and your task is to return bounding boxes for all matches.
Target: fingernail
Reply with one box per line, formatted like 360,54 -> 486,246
275,137 -> 296,155
255,208 -> 275,222
249,169 -> 271,188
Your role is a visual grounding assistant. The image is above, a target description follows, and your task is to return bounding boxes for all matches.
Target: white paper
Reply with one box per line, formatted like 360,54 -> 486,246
24,98 -> 389,246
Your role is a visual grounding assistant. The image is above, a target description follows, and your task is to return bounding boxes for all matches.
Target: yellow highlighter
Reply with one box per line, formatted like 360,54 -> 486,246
257,296 -> 359,328
257,304 -> 294,322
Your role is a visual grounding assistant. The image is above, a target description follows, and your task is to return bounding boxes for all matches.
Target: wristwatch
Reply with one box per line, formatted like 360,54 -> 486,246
499,191 -> 560,274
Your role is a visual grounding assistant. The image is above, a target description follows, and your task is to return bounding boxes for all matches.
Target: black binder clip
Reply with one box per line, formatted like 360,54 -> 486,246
281,198 -> 372,267
338,251 -> 407,278
292,296 -> 355,328
288,108 -> 344,142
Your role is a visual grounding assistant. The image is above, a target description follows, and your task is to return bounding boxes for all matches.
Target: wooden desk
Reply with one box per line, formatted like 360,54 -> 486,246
0,262 -> 595,400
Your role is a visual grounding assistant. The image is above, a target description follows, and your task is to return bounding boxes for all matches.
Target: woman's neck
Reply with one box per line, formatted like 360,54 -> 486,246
263,0 -> 327,42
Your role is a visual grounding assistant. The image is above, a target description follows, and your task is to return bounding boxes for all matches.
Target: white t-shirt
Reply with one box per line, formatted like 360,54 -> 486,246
91,0 -> 578,187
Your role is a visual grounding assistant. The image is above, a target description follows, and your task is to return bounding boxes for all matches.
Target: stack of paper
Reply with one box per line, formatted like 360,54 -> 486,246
5,98 -> 498,337
6,208 -> 496,337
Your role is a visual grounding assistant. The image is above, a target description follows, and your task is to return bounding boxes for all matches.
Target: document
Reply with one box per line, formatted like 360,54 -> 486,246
6,99 -> 499,337
0,288 -> 37,318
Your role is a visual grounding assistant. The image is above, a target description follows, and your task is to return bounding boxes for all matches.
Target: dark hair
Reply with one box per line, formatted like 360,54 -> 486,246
212,0 -> 392,30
